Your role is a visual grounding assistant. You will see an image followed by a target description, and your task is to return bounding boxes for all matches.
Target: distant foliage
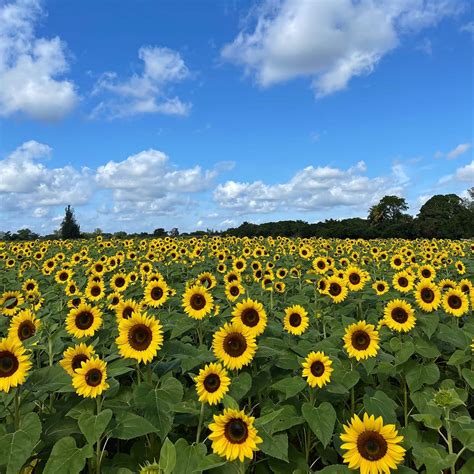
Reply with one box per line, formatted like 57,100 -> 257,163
60,205 -> 81,240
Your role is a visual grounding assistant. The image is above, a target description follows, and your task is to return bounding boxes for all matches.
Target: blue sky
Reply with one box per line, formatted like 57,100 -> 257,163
0,0 -> 473,234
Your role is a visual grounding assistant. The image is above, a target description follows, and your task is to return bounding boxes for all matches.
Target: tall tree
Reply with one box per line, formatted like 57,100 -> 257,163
368,196 -> 409,224
60,205 -> 81,239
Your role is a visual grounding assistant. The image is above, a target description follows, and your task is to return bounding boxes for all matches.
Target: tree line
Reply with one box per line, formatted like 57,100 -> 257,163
1,191 -> 473,241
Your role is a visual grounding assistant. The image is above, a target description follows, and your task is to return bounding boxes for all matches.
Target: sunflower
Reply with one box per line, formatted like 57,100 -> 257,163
442,288 -> 469,317
115,299 -> 142,321
455,260 -> 466,275
116,312 -> 163,364
60,343 -> 95,376
301,351 -> 333,388
0,337 -> 32,393
65,281 -> 80,297
274,281 -> 285,293
231,298 -> 267,336
183,285 -> 214,320
343,321 -> 380,361
414,280 -> 441,312
8,310 -> 40,342
144,279 -> 169,308
383,299 -> 416,332
1,291 -> 24,316
232,258 -> 247,273
372,280 -> 389,296
85,280 -> 105,302
197,271 -> 217,289
194,362 -> 230,405
345,266 -> 368,291
110,272 -> 129,292
225,281 -> 245,302
283,305 -> 309,336
54,268 -> 73,285
72,357 -> 109,398
312,257 -> 329,274
390,254 -> 405,270
340,413 -> 405,474
212,323 -> 257,370
326,276 -> 348,303
418,264 -> 436,281
208,408 -> 262,462
66,303 -> 103,339
392,271 -> 414,293
22,279 -> 39,294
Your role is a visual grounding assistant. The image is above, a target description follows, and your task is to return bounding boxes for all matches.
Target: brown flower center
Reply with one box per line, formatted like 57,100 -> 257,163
357,431 -> 388,461
72,354 -> 89,371
421,269 -> 431,278
151,286 -> 164,300
225,419 -> 249,444
201,277 -> 212,288
203,373 -> 221,393
329,282 -> 342,296
377,284 -> 385,292
5,297 -> 18,309
122,306 -> 133,318
86,368 -> 103,387
391,307 -> 409,323
115,277 -> 125,288
0,351 -> 19,377
75,311 -> 94,330
190,293 -> 206,311
18,321 -> 35,341
229,286 -> 240,296
223,333 -> 247,357
26,283 -> 35,291
241,308 -> 259,327
448,295 -> 462,309
59,272 -> 68,281
289,313 -> 302,327
128,324 -> 152,351
398,277 -> 408,287
349,273 -> 361,285
317,260 -> 325,269
421,288 -> 434,303
310,361 -> 325,377
352,330 -> 370,350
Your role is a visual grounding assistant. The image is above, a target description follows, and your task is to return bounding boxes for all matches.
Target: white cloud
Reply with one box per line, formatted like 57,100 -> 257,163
460,21 -> 474,37
91,46 -> 191,118
221,0 -> 462,97
214,160 -> 405,214
0,0 -> 78,120
454,160 -> 474,182
446,142 -> 471,159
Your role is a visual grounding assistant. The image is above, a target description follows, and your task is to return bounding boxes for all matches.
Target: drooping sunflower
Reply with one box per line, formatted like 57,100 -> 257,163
65,303 -> 103,339
116,312 -> 163,364
208,408 -> 263,462
194,362 -> 230,405
301,351 -> 333,388
283,305 -> 309,336
212,323 -> 257,370
325,276 -> 348,303
414,280 -> 441,312
0,337 -> 32,393
372,280 -> 389,296
383,299 -> 416,332
8,310 -> 40,342
72,357 -> 109,398
442,288 -> 469,317
343,321 -> 380,361
340,413 -> 405,474
1,291 -> 24,317
60,342 -> 95,376
183,285 -> 214,320
144,279 -> 169,308
231,298 -> 267,336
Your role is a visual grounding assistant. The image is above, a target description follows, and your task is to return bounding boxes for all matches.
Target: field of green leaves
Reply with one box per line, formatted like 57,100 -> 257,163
0,236 -> 473,473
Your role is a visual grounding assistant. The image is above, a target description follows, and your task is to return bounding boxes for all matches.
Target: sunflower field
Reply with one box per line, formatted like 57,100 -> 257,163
0,236 -> 473,474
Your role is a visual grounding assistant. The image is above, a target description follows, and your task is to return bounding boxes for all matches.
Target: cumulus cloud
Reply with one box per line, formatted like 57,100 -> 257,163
214,160 -> 405,214
221,0 -> 462,97
0,0 -> 78,120
454,160 -> 474,182
91,46 -> 192,118
0,141 -> 92,214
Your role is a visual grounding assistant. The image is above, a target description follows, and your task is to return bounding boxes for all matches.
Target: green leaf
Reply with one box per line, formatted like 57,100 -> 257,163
43,436 -> 93,474
418,313 -> 439,339
0,412 -> 41,474
112,411 -> 157,440
447,349 -> 471,367
259,430 -> 288,462
272,376 -> 306,399
302,402 -> 336,448
78,409 -> 113,445
228,372 -> 252,401
363,390 -> 398,424
255,408 -> 285,429
405,361 -> 440,392
462,368 -> 474,389
222,395 -> 239,410
315,466 -> 351,473
413,337 -> 440,358
412,414 -> 442,430
390,338 -> 415,365
412,445 -> 457,474
159,438 -> 176,474
172,439 -> 207,473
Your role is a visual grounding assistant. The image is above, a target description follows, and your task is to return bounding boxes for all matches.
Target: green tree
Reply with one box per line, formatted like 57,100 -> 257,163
60,205 -> 81,240
368,195 -> 409,224
416,194 -> 473,238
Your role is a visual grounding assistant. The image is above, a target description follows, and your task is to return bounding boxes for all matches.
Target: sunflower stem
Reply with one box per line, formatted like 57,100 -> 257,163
14,390 -> 20,431
196,402 -> 205,444
350,362 -> 355,413
403,377 -> 408,428
146,364 -> 153,384
96,396 -> 102,474
445,408 -> 456,474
